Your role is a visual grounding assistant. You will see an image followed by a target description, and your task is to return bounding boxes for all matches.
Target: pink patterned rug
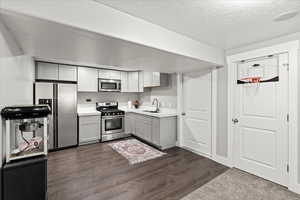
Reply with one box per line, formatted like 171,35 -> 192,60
108,139 -> 166,164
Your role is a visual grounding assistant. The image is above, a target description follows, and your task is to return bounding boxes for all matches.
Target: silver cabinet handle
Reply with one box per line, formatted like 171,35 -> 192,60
232,118 -> 239,124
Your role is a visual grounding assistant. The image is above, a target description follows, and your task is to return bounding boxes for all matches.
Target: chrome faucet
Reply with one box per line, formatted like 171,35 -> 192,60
152,98 -> 160,112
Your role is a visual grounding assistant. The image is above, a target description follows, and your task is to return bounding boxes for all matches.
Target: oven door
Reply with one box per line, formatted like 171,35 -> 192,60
99,79 -> 121,92
102,116 -> 124,135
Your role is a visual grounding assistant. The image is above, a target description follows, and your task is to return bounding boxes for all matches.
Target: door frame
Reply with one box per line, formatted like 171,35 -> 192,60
227,40 -> 299,192
177,69 -> 218,160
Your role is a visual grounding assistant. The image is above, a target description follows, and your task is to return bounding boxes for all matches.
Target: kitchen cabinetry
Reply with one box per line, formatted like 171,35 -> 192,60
138,71 -> 144,92
59,64 -> 77,81
121,71 -> 142,92
128,72 -> 139,92
98,69 -> 121,80
36,62 -> 78,82
79,115 -> 100,145
36,62 -> 59,80
143,72 -> 160,87
143,72 -> 169,88
78,67 -> 98,92
121,72 -> 129,92
125,113 -> 135,134
125,113 -> 177,149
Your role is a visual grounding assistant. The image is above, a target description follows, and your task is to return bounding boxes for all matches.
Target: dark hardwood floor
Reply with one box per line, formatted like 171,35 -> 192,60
48,141 -> 228,200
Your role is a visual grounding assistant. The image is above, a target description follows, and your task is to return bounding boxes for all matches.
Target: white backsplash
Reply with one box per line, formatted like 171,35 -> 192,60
78,92 -> 139,106
78,73 -> 177,110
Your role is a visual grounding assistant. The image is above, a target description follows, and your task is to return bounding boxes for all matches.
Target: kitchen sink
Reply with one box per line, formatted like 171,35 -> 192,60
143,110 -> 160,113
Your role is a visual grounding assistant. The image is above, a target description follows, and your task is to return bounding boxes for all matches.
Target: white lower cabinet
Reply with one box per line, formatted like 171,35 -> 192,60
79,115 -> 101,145
125,113 -> 177,150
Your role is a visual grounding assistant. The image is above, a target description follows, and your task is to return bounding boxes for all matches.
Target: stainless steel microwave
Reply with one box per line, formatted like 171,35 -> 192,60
98,79 -> 121,92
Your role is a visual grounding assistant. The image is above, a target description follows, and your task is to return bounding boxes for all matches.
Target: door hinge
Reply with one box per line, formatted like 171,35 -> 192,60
283,63 -> 289,71
287,164 -> 289,173
287,114 -> 289,122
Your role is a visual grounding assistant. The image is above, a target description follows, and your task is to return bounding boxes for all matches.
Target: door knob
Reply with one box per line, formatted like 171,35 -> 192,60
181,112 -> 186,116
232,118 -> 239,124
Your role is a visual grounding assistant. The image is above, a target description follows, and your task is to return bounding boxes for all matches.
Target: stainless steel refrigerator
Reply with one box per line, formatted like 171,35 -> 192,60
34,82 -> 77,150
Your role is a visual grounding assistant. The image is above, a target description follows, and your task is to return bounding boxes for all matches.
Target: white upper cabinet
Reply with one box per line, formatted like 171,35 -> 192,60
121,71 -> 128,92
36,62 -> 59,80
78,67 -> 98,92
128,72 -> 139,92
143,72 -> 160,87
121,71 -> 142,93
59,64 -> 77,82
138,71 -> 144,92
110,70 -> 121,80
36,62 -> 78,82
98,69 -> 121,80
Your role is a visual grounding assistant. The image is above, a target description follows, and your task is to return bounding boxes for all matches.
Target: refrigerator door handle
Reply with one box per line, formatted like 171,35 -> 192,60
53,83 -> 58,148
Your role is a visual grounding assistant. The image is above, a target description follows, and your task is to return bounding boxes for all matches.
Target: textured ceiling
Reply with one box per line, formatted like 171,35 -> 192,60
93,0 -> 300,49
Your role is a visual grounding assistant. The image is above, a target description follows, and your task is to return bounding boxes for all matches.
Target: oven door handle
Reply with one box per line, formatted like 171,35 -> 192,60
102,116 -> 124,120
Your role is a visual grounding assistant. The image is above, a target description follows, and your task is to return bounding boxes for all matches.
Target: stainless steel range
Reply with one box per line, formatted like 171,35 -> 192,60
96,102 -> 129,142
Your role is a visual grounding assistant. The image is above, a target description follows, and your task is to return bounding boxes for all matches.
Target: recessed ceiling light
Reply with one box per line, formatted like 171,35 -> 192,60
274,10 -> 299,22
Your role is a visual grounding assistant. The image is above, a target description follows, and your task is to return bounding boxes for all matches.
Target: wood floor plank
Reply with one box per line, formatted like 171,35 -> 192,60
48,141 -> 228,200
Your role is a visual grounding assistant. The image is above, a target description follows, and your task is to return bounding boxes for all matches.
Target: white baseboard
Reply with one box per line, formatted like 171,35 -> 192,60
212,154 -> 233,168
181,146 -> 212,160
180,145 -> 233,168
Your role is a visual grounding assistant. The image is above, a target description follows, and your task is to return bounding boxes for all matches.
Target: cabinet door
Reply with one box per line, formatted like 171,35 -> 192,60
79,116 -> 100,144
121,72 -> 128,92
138,71 -> 144,92
110,70 -> 121,80
128,72 -> 139,92
125,113 -> 135,133
152,118 -> 160,145
143,72 -> 152,87
78,67 -> 98,92
152,72 -> 160,87
98,69 -> 110,79
59,64 -> 77,81
134,119 -> 145,139
135,115 -> 152,142
36,62 -> 59,80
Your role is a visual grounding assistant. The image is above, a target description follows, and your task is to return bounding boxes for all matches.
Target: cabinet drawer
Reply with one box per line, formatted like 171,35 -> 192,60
79,116 -> 100,124
135,114 -> 152,124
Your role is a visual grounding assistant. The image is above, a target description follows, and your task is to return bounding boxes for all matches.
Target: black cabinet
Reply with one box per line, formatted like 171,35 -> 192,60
2,156 -> 47,200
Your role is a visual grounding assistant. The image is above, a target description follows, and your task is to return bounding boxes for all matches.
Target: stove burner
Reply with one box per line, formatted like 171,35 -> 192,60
96,102 -> 124,116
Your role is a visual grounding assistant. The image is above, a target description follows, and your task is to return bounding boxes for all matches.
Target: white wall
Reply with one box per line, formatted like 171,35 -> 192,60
0,18 -> 34,166
216,66 -> 228,158
1,0 -> 224,66
139,74 -> 177,109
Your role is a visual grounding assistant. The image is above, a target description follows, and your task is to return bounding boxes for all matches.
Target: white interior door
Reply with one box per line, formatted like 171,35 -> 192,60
182,71 -> 212,157
233,53 -> 288,186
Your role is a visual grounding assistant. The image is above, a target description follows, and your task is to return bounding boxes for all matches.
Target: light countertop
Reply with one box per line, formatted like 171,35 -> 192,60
119,106 -> 177,118
77,104 -> 177,118
77,104 -> 101,117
